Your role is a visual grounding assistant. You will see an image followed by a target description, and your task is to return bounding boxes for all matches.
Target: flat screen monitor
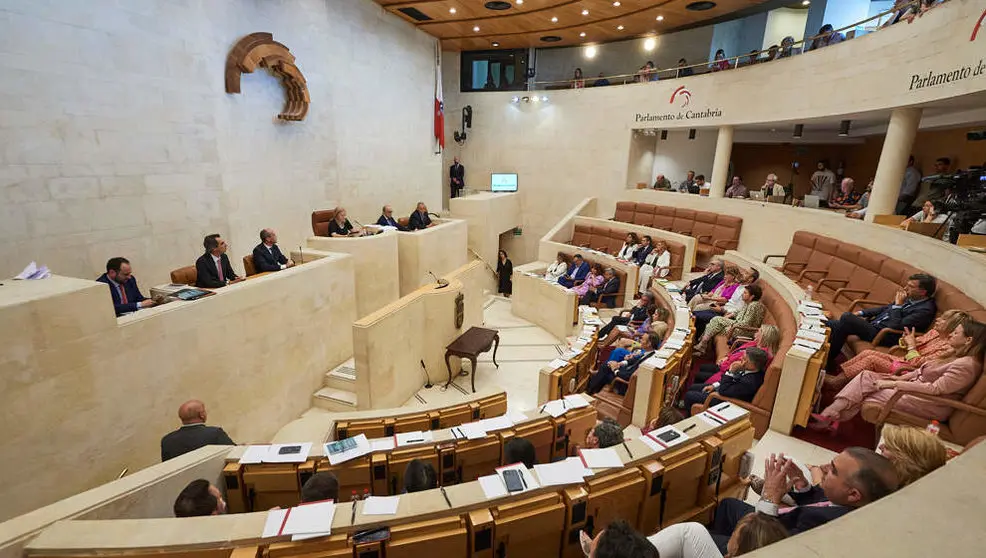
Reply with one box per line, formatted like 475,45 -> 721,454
491,173 -> 518,192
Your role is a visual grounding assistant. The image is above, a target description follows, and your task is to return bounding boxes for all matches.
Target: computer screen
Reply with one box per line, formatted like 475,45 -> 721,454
491,173 -> 519,192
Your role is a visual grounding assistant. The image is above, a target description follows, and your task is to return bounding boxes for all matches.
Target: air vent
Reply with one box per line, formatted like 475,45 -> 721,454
686,1 -> 717,10
540,35 -> 563,42
485,1 -> 512,10
398,7 -> 432,21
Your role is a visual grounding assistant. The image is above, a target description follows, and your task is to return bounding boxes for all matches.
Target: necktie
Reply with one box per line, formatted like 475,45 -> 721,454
216,258 -> 224,282
779,500 -> 833,514
119,284 -> 128,304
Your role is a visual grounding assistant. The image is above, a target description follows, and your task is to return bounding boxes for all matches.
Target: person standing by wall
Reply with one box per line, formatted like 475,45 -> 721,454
450,156 -> 465,199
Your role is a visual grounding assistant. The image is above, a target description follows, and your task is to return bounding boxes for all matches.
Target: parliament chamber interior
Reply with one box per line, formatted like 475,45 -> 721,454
2,0 -> 986,557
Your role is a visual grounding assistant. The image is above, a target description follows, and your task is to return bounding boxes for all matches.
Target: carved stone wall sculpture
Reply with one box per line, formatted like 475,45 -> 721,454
225,32 -> 310,122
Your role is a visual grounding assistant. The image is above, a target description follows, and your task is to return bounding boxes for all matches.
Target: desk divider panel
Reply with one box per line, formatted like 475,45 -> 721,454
388,447 -> 440,495
551,407 -> 597,460
709,421 -> 756,502
455,435 -> 503,483
386,516 -> 469,558
491,493 -> 567,558
241,461 -> 315,511
267,534 -> 350,558
223,462 -> 248,514
336,418 -> 394,441
467,509 -> 496,558
440,403 -> 476,428
477,393 -> 509,419
503,417 -> 555,466
637,460 -> 667,536
561,486 -> 590,558
393,413 -> 433,434
316,455 -> 373,502
584,468 -> 647,533
658,443 -> 710,528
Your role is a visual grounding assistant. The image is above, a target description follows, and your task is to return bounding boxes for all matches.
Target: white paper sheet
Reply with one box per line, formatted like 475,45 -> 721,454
663,340 -> 684,351
563,394 -> 591,409
453,422 -> 489,440
534,458 -> 590,486
240,444 -> 271,464
326,434 -> 372,466
261,508 -> 288,537
706,402 -> 748,421
370,437 -> 396,452
578,448 -> 624,469
507,410 -> 529,424
540,399 -> 569,418
395,431 -> 433,447
478,474 -> 509,499
547,358 -> 569,369
281,501 -> 336,535
495,462 -> 540,493
291,531 -> 331,542
362,496 -> 400,515
645,356 -> 668,369
698,411 -> 729,427
797,329 -> 826,342
265,443 -> 313,463
477,415 -> 514,432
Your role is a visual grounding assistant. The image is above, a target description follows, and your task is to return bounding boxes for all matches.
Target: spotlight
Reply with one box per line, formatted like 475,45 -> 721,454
511,96 -> 519,103
802,0 -> 810,5
613,1 -> 621,5
656,15 -> 664,21
585,45 -> 597,58
688,129 -> 696,140
617,25 -> 624,30
449,7 -> 456,13
492,41 -> 500,47
582,9 -> 589,15
839,120 -> 851,137
793,124 -> 804,138
516,0 -> 522,3
473,25 -> 480,31
541,96 -> 548,102
643,37 -> 656,51
580,32 -> 586,37
660,130 -> 668,140
551,16 -> 558,22
531,96 -> 540,103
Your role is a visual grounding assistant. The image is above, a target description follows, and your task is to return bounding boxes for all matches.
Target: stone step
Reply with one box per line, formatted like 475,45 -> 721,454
313,387 -> 358,412
324,365 -> 357,390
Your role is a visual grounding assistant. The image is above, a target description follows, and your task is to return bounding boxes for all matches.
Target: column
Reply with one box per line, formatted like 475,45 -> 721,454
866,107 -> 922,221
709,125 -> 734,198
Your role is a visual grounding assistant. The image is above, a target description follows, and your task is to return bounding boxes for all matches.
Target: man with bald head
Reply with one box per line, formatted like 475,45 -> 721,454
408,202 -> 435,231
161,400 -> 235,461
252,228 -> 294,273
376,205 -> 407,230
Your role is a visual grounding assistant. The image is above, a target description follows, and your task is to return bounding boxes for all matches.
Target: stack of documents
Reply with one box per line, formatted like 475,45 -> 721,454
534,457 -> 592,486
546,358 -> 569,370
539,394 -> 590,418
577,447 -> 624,469
262,500 -> 336,540
697,402 -> 747,427
362,496 -> 400,516
450,422 -> 489,441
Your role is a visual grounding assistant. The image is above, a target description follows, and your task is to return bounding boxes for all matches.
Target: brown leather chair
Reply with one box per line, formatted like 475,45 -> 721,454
243,255 -> 257,277
311,209 -> 338,237
170,266 -> 197,285
398,217 -> 410,229
614,202 -> 636,223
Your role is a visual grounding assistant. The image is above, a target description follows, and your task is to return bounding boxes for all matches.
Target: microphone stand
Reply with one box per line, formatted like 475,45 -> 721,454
420,359 -> 433,389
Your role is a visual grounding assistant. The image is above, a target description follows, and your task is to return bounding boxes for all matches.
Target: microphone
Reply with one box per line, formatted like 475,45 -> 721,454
298,245 -> 303,265
428,212 -> 441,219
428,271 -> 450,288
420,359 -> 433,389
351,217 -> 369,236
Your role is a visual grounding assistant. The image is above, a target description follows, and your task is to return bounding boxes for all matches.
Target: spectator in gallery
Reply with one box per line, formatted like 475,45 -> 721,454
764,44 -> 781,61
678,170 -> 697,193
645,60 -> 659,81
676,58 -> 694,78
725,176 -> 749,198
900,200 -> 947,227
710,49 -> 731,72
845,178 -> 873,218
653,173 -> 673,191
810,24 -> 845,50
692,174 -> 707,194
761,174 -> 786,198
593,72 -> 611,87
895,155 -> 922,215
828,178 -> 863,209
496,249 -> 513,297
96,256 -> 159,316
544,252 -> 569,282
778,36 -> 797,58
809,160 -> 837,206
572,67 -> 585,89
743,49 -> 760,66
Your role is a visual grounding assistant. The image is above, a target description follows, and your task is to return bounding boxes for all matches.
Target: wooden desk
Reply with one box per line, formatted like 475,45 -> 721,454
444,327 -> 500,392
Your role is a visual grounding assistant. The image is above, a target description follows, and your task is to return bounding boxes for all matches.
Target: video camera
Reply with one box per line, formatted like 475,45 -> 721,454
927,167 -> 986,243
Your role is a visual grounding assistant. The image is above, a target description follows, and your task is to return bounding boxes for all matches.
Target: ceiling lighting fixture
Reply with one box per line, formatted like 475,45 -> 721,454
793,124 -> 804,138
585,45 -> 598,58
802,0 -> 810,5
492,41 -> 500,47
580,31 -> 586,37
839,120 -> 852,137
541,96 -> 548,102
511,96 -> 519,103
643,37 -> 656,51
613,1 -> 621,5
656,15 -> 664,21
449,7 -> 456,13
582,9 -> 589,15
516,0 -> 523,4
551,16 -> 558,22
617,24 -> 624,30
473,25 -> 480,31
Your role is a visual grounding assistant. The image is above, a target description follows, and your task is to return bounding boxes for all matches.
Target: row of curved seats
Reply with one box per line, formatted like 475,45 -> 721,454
570,223 -> 687,280
542,335 -> 599,401
613,202 -> 742,259
333,393 -> 508,440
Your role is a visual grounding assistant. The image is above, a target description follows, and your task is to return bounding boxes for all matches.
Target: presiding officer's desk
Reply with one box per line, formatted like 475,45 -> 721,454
395,218 -> 469,296
21,409 -> 755,558
303,229 -> 401,318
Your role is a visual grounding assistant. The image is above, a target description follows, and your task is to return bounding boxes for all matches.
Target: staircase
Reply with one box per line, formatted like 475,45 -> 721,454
313,360 -> 359,411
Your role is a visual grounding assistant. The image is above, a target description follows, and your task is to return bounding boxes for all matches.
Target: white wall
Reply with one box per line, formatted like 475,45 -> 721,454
0,0 -> 441,285
628,133 -> 657,186
709,12 -> 768,61
763,8 -> 810,48
651,130 -> 718,186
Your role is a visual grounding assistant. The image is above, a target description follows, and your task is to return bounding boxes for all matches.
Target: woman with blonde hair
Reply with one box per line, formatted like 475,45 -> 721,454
825,310 -> 970,389
693,324 -> 780,387
879,424 -> 947,486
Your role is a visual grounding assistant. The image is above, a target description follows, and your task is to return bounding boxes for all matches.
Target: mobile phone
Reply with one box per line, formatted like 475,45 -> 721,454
278,445 -> 302,455
327,438 -> 358,455
502,469 -> 525,492
353,527 -> 391,544
656,430 -> 681,444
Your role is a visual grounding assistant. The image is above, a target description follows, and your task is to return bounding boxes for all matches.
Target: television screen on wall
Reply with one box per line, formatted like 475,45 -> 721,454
491,173 -> 518,192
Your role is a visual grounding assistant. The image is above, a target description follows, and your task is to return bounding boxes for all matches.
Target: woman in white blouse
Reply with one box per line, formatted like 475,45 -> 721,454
544,252 -> 569,282
616,232 -> 640,260
638,240 -> 672,293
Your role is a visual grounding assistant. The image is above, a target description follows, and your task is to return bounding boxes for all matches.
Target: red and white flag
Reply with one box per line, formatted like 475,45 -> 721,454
434,43 -> 445,152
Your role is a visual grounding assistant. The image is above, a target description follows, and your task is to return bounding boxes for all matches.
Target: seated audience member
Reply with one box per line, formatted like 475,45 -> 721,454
632,235 -> 654,267
684,259 -> 724,300
764,44 -> 781,61
690,174 -> 706,194
688,265 -> 741,314
709,450 -> 897,554
683,347 -> 768,410
725,176 -> 749,199
883,0 -> 918,26
504,437 -> 537,468
195,233 -> 242,288
616,232 -> 640,260
597,293 -> 654,339
97,257 -> 158,316
174,479 -> 226,517
826,310 -> 968,389
572,67 -> 585,89
590,519 -> 659,558
584,418 -> 625,449
301,472 -> 339,502
161,400 -> 235,461
828,178 -> 862,209
810,24 -> 844,50
581,267 -> 621,307
252,228 -> 294,272
593,72 -> 611,87
638,239 -> 671,293
408,202 -> 435,230
676,58 -> 694,78
694,324 -> 781,388
694,283 -> 765,355
376,205 -> 406,230
602,305 -> 670,348
777,36 -> 797,58
710,49 -> 730,72
762,174 -> 785,198
403,459 -> 438,493
572,263 -> 604,299
845,179 -> 873,218
558,254 -> 590,288
587,333 -> 660,395
653,174 -> 672,191
648,513 -> 787,558
901,200 -> 946,227
328,207 -> 363,237
545,252 -> 569,282
812,320 -> 986,432
824,273 -> 937,370
879,424 -> 947,486
679,170 -> 697,193
641,406 -> 685,436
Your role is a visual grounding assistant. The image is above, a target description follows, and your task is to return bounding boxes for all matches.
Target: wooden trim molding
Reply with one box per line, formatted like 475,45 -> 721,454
225,32 -> 310,122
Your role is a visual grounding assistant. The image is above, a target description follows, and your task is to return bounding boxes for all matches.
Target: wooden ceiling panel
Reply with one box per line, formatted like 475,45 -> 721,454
374,0 -> 769,50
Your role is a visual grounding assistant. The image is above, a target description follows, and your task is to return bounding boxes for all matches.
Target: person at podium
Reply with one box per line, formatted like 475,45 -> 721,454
408,202 -> 435,230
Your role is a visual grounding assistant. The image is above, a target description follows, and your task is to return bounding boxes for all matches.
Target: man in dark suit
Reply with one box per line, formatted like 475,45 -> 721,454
581,267 -> 621,307
376,205 -> 407,230
684,259 -> 723,300
596,293 -> 653,339
252,228 -> 294,273
709,448 -> 898,554
587,333 -> 660,395
195,233 -> 243,288
408,202 -> 434,231
161,400 -> 235,461
825,273 -> 937,369
96,257 -> 159,316
449,157 -> 465,199
558,254 -> 590,288
683,347 -> 767,409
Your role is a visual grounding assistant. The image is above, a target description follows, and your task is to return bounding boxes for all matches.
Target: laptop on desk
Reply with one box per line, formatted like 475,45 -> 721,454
803,195 -> 820,208
749,191 -> 765,201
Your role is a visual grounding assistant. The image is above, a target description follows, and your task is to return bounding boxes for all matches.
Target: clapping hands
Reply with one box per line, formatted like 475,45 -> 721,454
761,453 -> 808,503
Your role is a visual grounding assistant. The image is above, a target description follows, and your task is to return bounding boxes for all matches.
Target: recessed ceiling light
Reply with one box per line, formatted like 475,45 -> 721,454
582,9 -> 589,15
492,41 -> 500,47
613,1 -> 621,5
516,0 -> 523,4
617,25 -> 624,30
802,0 -> 810,4
580,31 -> 586,37
585,45 -> 597,59
473,25 -> 480,31
551,16 -> 558,22
449,7 -> 456,13
656,15 -> 664,21
644,37 -> 656,51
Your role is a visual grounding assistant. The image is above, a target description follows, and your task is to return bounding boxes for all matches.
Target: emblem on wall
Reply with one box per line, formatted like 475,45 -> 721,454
670,85 -> 691,108
225,32 -> 310,121
455,293 -> 465,329
973,9 -> 986,42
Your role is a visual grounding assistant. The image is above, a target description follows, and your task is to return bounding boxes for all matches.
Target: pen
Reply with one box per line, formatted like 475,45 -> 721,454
539,404 -> 547,414
440,486 -> 452,508
519,472 -> 528,489
351,500 -> 357,525
716,403 -> 731,412
562,399 -> 567,409
683,423 -> 697,433
622,441 -> 634,459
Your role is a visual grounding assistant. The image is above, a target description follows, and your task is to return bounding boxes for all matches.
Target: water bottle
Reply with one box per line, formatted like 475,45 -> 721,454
926,420 -> 940,436
804,285 -> 813,301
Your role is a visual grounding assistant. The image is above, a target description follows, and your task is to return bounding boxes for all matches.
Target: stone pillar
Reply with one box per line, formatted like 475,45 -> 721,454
866,107 -> 922,221
709,125 -> 734,198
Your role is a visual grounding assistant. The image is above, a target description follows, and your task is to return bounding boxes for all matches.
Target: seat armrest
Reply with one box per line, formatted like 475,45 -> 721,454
781,261 -> 808,273
817,278 -> 848,293
696,234 -> 713,244
848,298 -> 891,313
876,391 -> 986,424
871,328 -> 903,346
762,254 -> 787,264
798,268 -> 828,281
832,287 -> 870,304
713,239 -> 739,251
